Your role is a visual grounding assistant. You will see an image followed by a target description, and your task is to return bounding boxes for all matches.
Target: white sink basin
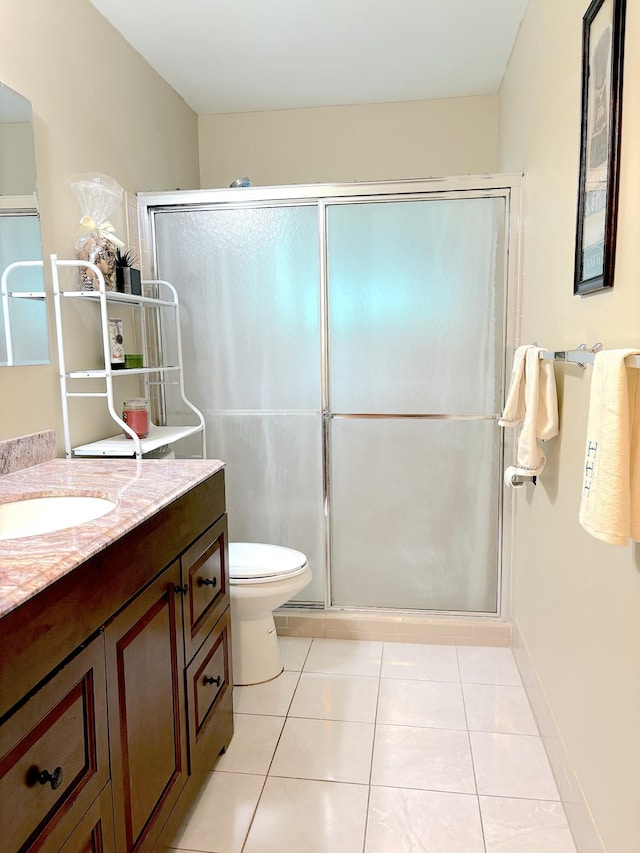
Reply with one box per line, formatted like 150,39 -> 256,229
0,495 -> 117,540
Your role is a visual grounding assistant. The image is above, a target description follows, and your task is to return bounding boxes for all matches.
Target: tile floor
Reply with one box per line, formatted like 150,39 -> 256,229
157,637 -> 577,853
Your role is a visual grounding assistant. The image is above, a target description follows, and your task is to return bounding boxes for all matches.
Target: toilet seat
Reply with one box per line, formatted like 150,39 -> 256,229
229,542 -> 309,585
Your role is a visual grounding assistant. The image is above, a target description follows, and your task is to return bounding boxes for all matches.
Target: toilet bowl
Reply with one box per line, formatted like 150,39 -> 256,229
229,542 -> 312,686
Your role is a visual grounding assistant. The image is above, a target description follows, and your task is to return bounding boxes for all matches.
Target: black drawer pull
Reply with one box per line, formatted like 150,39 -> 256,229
201,577 -> 217,588
203,674 -> 221,687
38,767 -> 64,790
174,583 -> 189,595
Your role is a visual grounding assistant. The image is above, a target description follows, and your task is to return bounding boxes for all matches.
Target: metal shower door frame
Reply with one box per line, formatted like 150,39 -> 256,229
139,174 -> 523,619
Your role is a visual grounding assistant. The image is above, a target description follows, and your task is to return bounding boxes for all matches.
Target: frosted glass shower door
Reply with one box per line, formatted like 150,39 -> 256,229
154,205 -> 325,602
327,197 -> 506,612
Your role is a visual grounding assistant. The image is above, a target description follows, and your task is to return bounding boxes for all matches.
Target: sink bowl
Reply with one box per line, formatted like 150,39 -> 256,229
0,495 -> 117,541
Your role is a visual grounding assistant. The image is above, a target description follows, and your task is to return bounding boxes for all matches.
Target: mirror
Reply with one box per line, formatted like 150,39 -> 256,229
0,81 -> 48,366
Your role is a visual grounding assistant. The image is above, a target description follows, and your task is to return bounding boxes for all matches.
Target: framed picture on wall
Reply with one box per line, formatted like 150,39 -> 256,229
574,0 -> 626,295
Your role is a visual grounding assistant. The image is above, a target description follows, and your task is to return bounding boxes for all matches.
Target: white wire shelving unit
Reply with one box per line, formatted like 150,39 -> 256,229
49,254 -> 205,460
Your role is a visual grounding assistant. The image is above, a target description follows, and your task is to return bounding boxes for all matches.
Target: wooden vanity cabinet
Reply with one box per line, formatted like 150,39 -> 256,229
0,469 -> 233,853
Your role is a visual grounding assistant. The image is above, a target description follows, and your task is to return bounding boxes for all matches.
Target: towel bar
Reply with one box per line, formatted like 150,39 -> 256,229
539,343 -> 640,369
539,343 -> 602,368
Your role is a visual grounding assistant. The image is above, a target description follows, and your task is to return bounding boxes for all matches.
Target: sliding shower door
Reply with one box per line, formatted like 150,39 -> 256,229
326,198 -> 505,612
154,205 -> 326,603
148,180 -> 512,614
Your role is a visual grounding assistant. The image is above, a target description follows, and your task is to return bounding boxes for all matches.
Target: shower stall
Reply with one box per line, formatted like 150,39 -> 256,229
139,176 -> 521,617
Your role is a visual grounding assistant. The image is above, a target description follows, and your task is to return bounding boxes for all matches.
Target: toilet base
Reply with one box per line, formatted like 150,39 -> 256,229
231,611 -> 284,685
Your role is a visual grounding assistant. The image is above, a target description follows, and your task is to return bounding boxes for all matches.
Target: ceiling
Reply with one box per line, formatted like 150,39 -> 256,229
89,0 -> 530,116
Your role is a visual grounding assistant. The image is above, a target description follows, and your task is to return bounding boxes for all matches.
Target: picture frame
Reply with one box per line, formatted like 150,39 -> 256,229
574,0 -> 626,295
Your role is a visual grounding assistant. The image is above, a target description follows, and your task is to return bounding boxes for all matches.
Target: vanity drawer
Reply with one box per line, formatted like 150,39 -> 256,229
181,514 -> 229,662
0,636 -> 109,853
185,608 -> 233,771
55,784 -> 115,853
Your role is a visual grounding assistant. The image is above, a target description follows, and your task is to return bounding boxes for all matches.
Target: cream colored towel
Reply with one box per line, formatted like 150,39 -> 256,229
579,349 -> 640,545
499,345 -> 559,476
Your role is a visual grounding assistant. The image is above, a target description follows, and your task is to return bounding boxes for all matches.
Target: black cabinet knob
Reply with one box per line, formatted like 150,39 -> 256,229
38,766 -> 64,790
203,674 -> 221,687
201,577 -> 217,588
174,583 -> 189,595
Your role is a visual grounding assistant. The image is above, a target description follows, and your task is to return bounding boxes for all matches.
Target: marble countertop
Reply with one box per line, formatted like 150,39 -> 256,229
0,458 -> 224,620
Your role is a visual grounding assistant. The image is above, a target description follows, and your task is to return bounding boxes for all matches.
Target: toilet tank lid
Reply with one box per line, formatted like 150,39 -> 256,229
228,542 -> 308,579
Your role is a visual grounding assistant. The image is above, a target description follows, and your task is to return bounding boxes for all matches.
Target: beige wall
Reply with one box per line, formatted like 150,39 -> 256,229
198,95 -> 499,188
0,0 -> 199,448
499,1 -> 640,851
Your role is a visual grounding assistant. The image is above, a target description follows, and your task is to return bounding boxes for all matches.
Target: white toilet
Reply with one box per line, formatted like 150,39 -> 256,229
229,542 -> 312,685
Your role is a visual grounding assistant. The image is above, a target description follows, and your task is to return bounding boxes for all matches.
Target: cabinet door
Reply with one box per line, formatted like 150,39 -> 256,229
106,560 -> 187,853
0,636 -> 108,853
181,515 -> 229,663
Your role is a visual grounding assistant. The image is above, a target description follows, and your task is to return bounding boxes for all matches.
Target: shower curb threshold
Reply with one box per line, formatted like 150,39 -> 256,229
275,608 -> 510,646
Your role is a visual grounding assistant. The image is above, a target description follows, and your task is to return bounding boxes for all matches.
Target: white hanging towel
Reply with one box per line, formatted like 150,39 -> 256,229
579,349 -> 640,545
499,345 -> 559,476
